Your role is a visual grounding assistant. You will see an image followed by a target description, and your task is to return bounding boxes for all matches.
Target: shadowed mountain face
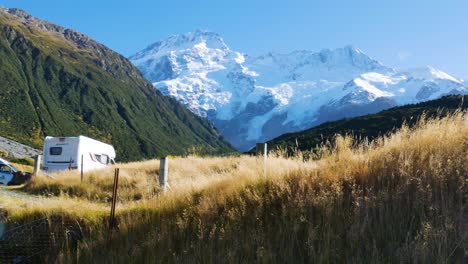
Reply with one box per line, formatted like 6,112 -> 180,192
0,8 -> 233,161
131,30 -> 467,151
263,95 -> 468,153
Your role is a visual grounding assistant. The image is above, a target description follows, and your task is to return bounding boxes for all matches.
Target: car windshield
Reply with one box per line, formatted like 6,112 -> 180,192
0,160 -> 18,173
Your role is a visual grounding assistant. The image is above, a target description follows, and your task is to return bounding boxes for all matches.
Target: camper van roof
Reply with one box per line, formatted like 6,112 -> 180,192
44,136 -> 115,155
45,135 -> 108,142
45,135 -> 88,140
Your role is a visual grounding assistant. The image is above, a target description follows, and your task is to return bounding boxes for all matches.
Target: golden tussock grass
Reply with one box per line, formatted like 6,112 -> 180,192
2,112 -> 467,263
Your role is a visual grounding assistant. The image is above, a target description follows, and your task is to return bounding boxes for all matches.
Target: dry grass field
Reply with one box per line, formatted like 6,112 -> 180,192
2,111 -> 467,263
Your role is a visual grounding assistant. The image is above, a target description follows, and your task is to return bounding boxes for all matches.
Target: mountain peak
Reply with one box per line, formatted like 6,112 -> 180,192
131,32 -> 466,151
0,7 -> 151,82
0,7 -> 101,50
0,7 -> 30,18
317,45 -> 380,63
293,45 -> 389,75
1,7 -> 61,31
402,66 -> 462,83
343,44 -> 361,53
171,29 -> 226,45
131,30 -> 228,60
192,29 -> 223,39
0,8 -> 233,159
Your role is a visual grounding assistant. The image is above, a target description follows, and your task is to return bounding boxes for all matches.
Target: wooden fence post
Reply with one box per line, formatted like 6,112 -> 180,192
33,155 -> 41,176
80,154 -> 84,183
159,157 -> 169,192
109,168 -> 119,234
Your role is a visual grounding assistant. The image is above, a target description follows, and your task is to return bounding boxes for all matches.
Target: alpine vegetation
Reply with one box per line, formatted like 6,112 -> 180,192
3,111 -> 466,263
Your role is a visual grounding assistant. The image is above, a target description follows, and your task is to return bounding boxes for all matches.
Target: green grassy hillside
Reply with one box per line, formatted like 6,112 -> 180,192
0,8 -> 233,161
264,95 -> 467,154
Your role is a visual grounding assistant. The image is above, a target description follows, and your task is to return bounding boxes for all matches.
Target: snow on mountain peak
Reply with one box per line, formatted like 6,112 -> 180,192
130,29 -> 228,61
316,45 -> 385,68
401,66 -> 462,83
130,31 -> 467,151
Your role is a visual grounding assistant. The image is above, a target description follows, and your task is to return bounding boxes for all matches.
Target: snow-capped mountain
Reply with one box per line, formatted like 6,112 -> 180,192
130,30 -> 467,151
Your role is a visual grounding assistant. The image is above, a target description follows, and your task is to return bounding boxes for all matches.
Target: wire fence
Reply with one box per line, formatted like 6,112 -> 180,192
0,217 -> 50,263
0,215 -> 84,263
0,154 -> 250,263
0,166 -> 130,263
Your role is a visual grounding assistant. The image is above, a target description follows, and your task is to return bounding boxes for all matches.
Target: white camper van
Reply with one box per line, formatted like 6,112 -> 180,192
42,136 -> 116,173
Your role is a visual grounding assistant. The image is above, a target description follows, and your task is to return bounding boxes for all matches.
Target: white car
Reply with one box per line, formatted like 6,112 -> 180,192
0,158 -> 31,186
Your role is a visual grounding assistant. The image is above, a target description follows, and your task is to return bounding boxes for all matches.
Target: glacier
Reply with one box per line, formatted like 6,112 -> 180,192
130,30 -> 467,151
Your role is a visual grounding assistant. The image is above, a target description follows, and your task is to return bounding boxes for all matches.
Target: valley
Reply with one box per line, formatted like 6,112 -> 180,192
0,5 -> 466,263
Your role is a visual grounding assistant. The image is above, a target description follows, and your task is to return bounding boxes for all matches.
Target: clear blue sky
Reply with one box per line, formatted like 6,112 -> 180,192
1,0 -> 467,79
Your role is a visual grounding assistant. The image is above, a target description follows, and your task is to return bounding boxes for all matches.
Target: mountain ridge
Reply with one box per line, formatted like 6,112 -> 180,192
131,30 -> 467,151
0,10 -> 234,161
261,95 -> 467,154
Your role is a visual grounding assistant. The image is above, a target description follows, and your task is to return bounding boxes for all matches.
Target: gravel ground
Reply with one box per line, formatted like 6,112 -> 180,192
0,188 -> 45,205
0,136 -> 41,159
0,188 -> 44,238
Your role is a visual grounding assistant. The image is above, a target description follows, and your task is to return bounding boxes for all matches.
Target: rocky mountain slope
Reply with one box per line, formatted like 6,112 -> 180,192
0,10 -> 233,161
0,135 -> 41,159
131,30 -> 467,151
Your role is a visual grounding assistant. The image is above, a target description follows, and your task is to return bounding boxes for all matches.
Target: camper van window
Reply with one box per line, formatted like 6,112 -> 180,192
94,154 -> 109,165
101,154 -> 109,164
50,147 -> 63,156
